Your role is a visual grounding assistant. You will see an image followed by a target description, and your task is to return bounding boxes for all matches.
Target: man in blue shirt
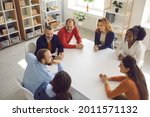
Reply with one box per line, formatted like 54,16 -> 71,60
23,49 -> 63,94
34,26 -> 64,59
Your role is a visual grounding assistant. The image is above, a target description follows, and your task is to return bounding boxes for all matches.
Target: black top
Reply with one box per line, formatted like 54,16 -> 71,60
34,81 -> 72,100
35,34 -> 64,55
34,81 -> 56,100
94,31 -> 114,49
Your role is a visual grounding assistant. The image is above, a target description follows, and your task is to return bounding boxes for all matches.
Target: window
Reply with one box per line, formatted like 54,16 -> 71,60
141,0 -> 150,29
68,0 -> 108,17
75,0 -> 105,11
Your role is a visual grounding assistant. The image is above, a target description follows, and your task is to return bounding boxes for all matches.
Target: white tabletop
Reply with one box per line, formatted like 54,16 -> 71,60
18,39 -> 122,100
18,39 -> 150,100
55,39 -> 122,100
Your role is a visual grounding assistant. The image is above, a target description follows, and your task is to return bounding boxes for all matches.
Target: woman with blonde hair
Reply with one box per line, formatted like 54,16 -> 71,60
94,18 -> 114,52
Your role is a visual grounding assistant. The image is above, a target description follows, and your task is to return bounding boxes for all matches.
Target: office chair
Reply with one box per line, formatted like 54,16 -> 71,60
25,41 -> 36,55
15,78 -> 34,100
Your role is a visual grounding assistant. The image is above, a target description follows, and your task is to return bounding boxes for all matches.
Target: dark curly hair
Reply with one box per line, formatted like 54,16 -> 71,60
52,71 -> 72,100
127,25 -> 146,41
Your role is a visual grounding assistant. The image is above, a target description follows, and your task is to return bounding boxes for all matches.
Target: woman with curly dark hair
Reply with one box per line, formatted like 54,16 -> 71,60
117,25 -> 146,68
99,55 -> 149,100
34,71 -> 72,100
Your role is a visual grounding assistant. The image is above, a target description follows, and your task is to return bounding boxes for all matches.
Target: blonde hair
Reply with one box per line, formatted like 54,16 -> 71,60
96,18 -> 113,32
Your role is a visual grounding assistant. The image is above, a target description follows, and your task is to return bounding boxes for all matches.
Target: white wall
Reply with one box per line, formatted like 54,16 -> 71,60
140,0 -> 150,51
129,0 -> 146,27
60,0 -> 64,22
129,0 -> 150,51
63,0 -> 150,50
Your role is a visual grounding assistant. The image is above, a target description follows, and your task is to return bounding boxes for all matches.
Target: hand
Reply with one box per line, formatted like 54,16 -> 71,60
58,52 -> 64,60
52,59 -> 61,65
99,74 -> 108,84
76,44 -> 84,49
94,45 -> 98,52
118,54 -> 123,60
53,52 -> 64,60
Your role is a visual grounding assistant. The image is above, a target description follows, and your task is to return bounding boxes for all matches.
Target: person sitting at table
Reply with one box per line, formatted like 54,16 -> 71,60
57,18 -> 84,49
23,49 -> 63,94
94,18 -> 114,52
34,26 -> 64,60
116,25 -> 146,68
99,55 -> 149,100
34,71 -> 72,100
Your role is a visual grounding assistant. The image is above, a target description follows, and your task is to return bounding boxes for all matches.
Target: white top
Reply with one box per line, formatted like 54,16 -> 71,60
116,40 -> 145,68
46,84 -> 56,97
100,32 -> 106,44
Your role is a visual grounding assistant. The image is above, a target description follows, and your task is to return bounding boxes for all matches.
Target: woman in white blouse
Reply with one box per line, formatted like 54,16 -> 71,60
116,25 -> 146,68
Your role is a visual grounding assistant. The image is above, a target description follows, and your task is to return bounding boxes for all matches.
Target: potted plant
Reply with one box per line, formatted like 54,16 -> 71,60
113,1 -> 123,13
84,0 -> 94,12
74,11 -> 86,26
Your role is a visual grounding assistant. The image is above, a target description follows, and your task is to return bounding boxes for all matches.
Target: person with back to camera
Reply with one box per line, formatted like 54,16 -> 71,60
99,55 -> 149,100
34,26 -> 64,60
94,18 -> 114,52
57,18 -> 84,49
34,71 -> 72,100
116,25 -> 146,68
23,49 -> 63,94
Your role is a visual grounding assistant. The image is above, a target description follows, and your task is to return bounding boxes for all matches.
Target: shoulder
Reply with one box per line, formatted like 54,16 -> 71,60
71,26 -> 79,33
37,35 -> 46,41
136,41 -> 143,46
73,26 -> 78,31
134,41 -> 143,49
107,31 -> 114,36
58,26 -> 66,32
51,35 -> 59,43
122,78 -> 134,86
53,34 -> 59,39
95,31 -> 100,34
58,27 -> 67,36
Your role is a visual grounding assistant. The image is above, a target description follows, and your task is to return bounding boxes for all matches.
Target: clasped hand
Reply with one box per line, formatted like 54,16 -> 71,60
76,44 -> 84,49
99,74 -> 108,84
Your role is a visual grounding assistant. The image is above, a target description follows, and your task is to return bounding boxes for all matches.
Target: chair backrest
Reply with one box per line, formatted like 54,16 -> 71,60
25,41 -> 36,55
15,78 -> 34,100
